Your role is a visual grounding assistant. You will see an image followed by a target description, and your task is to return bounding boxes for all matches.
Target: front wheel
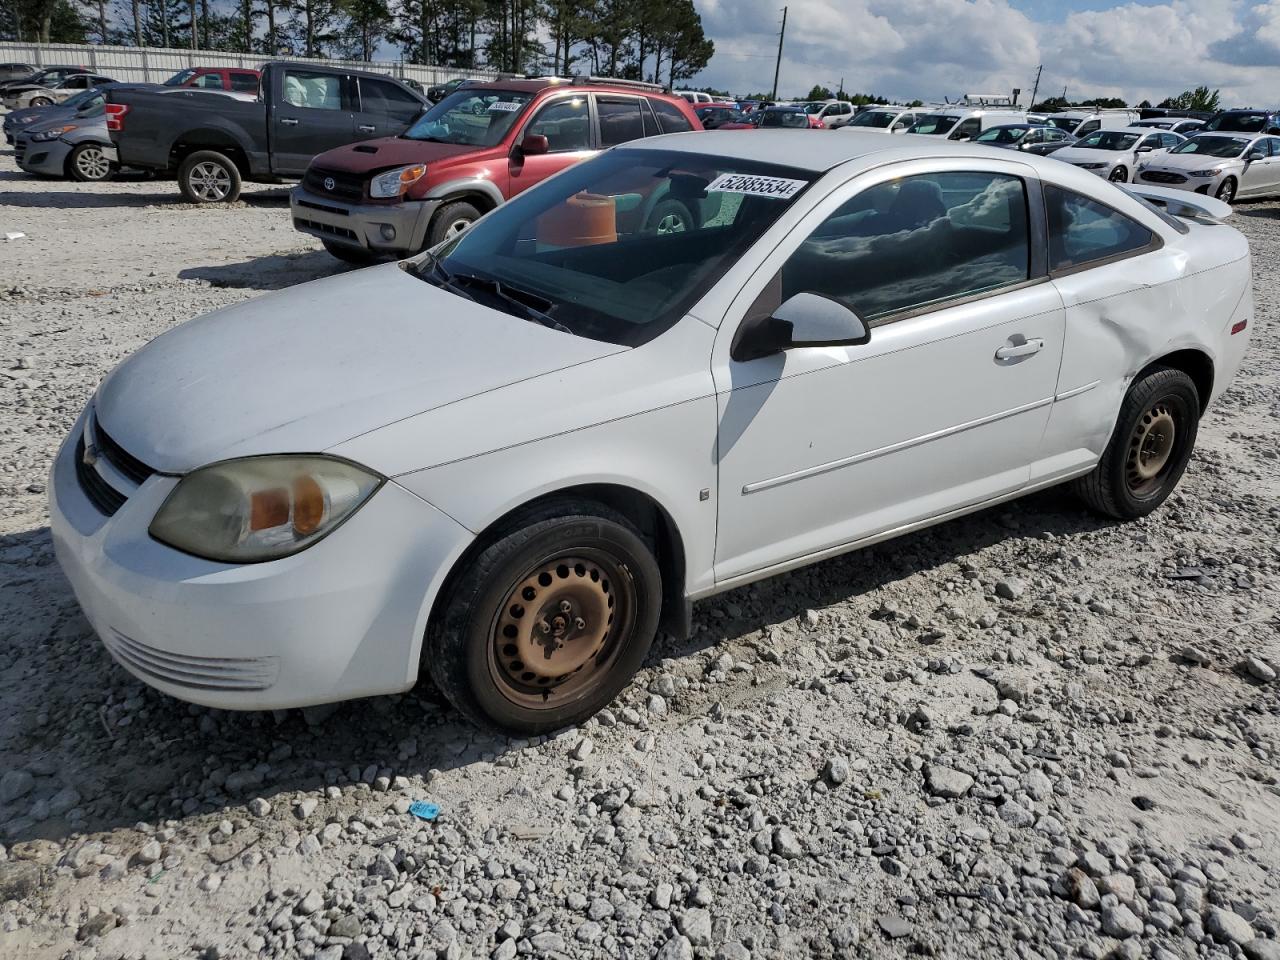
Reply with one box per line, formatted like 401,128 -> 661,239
1215,177 -> 1237,204
1109,166 -> 1128,183
426,200 -> 480,248
29,96 -> 52,107
645,198 -> 697,235
426,503 -> 663,734
67,142 -> 116,182
177,149 -> 242,203
1072,366 -> 1199,520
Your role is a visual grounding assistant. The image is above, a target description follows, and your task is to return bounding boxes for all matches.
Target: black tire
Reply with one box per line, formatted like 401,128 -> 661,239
426,200 -> 481,248
1215,177 -> 1237,204
645,198 -> 697,235
177,149 -> 242,204
426,502 -> 663,734
1109,166 -> 1128,183
321,239 -> 380,265
29,96 -> 52,107
66,142 -> 116,182
1072,366 -> 1199,520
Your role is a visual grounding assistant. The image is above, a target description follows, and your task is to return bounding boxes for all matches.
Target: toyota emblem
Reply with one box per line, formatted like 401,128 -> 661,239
323,176 -> 335,191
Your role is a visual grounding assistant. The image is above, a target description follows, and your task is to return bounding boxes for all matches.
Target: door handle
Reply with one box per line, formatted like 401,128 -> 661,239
357,124 -> 376,133
995,337 -> 1044,360
279,117 -> 299,126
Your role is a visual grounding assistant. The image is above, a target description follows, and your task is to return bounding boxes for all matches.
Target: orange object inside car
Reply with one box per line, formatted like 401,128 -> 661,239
538,192 -> 618,247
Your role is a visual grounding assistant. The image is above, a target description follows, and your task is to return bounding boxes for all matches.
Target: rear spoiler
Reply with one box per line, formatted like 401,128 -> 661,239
1122,184 -> 1233,221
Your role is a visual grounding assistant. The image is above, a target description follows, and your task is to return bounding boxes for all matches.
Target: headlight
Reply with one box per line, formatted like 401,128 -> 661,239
370,163 -> 426,199
31,124 -> 76,141
150,455 -> 383,562
1189,167 -> 1223,178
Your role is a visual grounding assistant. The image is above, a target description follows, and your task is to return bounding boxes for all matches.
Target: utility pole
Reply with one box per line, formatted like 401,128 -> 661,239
771,6 -> 787,102
1028,64 -> 1042,109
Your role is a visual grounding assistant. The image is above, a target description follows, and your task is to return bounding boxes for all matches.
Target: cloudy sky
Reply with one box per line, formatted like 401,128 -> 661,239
691,0 -> 1279,106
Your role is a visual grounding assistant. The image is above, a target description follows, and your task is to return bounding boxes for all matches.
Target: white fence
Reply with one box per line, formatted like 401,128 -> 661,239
0,41 -> 498,87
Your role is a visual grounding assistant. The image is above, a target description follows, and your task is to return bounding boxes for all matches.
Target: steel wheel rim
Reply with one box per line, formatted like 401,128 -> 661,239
488,549 -> 636,709
656,212 -> 688,235
1127,402 -> 1177,496
189,161 -> 231,201
75,146 -> 109,180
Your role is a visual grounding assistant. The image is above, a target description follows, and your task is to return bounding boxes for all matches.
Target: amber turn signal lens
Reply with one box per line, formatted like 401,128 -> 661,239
249,487 -> 290,531
292,475 -> 325,536
401,164 -> 426,184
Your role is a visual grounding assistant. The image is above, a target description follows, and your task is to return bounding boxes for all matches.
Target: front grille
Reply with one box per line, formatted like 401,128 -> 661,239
104,629 -> 280,691
303,166 -> 365,203
295,197 -> 350,216
293,216 -> 358,241
14,136 -> 27,163
1140,170 -> 1188,185
75,435 -> 127,516
94,420 -> 154,486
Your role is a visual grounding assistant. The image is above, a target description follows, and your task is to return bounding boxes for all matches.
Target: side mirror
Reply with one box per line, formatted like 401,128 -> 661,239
518,134 -> 548,156
1247,148 -> 1265,161
733,293 -> 870,361
1135,144 -> 1153,153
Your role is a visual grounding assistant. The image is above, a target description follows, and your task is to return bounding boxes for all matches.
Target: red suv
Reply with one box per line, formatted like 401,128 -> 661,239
292,77 -> 703,262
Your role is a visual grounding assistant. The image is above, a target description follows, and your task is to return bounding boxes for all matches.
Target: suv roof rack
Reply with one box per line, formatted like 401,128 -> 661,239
562,74 -> 669,94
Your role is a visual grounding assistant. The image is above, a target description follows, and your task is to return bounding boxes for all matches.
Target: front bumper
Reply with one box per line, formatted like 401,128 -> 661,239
1135,169 -> 1220,195
50,410 -> 474,710
17,136 -> 72,176
291,186 -> 441,255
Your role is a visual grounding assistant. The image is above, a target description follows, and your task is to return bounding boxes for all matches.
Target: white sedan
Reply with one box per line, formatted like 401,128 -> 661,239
1053,126 -> 1185,183
52,132 -> 1253,733
1135,132 -> 1280,204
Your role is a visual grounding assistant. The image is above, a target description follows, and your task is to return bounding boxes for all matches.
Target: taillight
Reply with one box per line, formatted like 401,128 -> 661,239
105,103 -> 129,131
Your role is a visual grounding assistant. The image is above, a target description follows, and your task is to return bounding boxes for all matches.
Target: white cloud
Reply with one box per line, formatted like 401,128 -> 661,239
692,0 -> 1280,108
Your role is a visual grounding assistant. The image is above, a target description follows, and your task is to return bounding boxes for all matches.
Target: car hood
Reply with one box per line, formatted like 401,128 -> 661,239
4,105 -> 69,128
1138,151 -> 1245,172
1053,146 -> 1128,163
25,113 -> 104,135
94,264 -> 625,474
311,137 -> 489,174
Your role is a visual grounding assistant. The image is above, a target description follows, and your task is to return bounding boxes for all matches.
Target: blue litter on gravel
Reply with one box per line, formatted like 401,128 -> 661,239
409,801 -> 440,821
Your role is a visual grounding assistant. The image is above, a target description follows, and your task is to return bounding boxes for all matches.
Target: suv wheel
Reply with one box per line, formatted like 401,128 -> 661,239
646,198 -> 697,235
426,201 -> 481,248
178,150 -> 242,204
426,502 -> 662,734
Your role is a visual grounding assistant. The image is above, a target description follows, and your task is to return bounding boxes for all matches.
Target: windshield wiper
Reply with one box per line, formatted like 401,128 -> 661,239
449,272 -> 572,334
420,256 -> 476,301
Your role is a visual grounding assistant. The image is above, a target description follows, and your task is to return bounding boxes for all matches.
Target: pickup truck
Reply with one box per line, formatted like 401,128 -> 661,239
104,61 -> 428,203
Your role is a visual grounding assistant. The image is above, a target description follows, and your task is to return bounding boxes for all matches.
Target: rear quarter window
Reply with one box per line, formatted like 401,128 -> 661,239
648,98 -> 694,133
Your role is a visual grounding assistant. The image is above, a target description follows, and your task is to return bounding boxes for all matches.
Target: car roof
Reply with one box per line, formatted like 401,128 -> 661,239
461,78 -> 676,99
623,129 -> 1104,174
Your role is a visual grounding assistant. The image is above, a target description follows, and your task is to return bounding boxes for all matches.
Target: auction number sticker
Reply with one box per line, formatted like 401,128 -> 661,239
488,100 -> 522,112
706,173 -> 806,199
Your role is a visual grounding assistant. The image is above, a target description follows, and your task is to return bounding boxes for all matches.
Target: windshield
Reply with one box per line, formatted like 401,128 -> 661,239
850,110 -> 895,128
907,114 -> 958,135
976,126 -> 1028,144
1075,131 -> 1140,150
63,88 -> 99,110
416,149 -> 814,347
403,88 -> 534,146
803,102 -> 828,114
1204,113 -> 1266,133
1047,117 -> 1080,131
1171,135 -> 1249,158
761,110 -> 808,128
165,69 -> 196,86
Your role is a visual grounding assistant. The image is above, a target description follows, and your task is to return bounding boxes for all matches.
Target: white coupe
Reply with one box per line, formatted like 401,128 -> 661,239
52,132 -> 1253,733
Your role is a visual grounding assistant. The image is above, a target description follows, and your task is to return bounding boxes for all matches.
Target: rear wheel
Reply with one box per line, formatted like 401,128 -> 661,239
426,200 -> 481,248
426,503 -> 662,734
28,96 -> 52,107
177,149 -> 242,204
67,142 -> 115,182
1072,366 -> 1199,520
1215,177 -> 1237,204
1109,166 -> 1128,183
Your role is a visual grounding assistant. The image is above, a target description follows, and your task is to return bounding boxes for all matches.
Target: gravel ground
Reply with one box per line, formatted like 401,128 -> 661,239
1,141 -> 1278,960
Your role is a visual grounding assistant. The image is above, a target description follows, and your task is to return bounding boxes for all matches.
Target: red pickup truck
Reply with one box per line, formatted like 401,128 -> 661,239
291,77 -> 703,262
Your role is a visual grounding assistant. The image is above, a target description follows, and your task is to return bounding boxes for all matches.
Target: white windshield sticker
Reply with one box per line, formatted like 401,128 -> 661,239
706,173 -> 806,199
487,100 -> 521,112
